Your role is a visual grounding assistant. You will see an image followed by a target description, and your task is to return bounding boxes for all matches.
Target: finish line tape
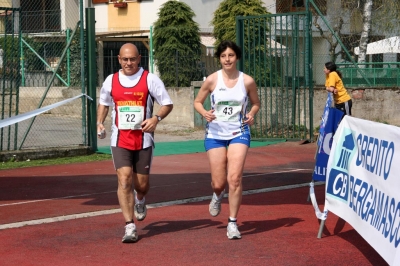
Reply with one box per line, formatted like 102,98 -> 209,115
0,94 -> 92,129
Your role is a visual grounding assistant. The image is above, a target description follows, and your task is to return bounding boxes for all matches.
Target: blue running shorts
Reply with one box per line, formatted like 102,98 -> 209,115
204,134 -> 251,151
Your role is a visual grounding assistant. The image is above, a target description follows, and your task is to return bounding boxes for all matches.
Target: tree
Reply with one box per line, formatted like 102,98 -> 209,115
313,15 -> 344,62
372,0 -> 400,33
153,0 -> 202,87
358,0 -> 373,66
358,0 -> 400,65
211,0 -> 274,86
312,0 -> 400,63
211,0 -> 269,46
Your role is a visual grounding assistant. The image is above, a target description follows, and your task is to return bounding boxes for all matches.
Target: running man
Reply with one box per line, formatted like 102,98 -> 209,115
97,43 -> 173,243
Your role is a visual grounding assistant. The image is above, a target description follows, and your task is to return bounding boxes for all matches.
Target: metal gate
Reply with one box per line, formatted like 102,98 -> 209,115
236,11 -> 313,140
0,2 -> 94,154
0,7 -> 21,151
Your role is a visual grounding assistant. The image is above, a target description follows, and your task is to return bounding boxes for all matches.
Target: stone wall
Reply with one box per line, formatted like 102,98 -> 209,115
313,87 -> 400,128
3,85 -> 397,161
17,86 -> 400,131
152,87 -> 195,128
18,87 -> 83,117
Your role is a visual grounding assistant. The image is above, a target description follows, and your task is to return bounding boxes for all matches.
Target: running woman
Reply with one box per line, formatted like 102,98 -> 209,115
194,40 -> 261,240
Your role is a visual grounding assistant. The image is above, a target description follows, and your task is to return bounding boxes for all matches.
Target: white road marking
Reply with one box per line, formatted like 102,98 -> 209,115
0,168 -> 312,207
0,181 -> 324,230
0,191 -> 113,207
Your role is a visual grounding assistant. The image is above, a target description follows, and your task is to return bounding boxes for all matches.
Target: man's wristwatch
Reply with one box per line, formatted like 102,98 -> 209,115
155,115 -> 162,122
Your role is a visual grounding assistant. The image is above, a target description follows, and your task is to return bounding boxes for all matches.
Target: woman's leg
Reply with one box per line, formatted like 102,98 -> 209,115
207,147 -> 228,196
226,143 -> 248,218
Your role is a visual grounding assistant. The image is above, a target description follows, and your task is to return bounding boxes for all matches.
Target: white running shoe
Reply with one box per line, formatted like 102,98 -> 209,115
227,222 -> 241,239
209,191 -> 224,217
134,203 -> 147,221
134,191 -> 147,221
122,223 -> 138,243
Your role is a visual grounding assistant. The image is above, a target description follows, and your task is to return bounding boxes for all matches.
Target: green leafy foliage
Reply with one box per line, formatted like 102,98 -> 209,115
153,0 -> 202,87
0,153 -> 111,170
68,28 -> 86,86
22,37 -> 43,72
211,0 -> 269,46
211,0 -> 278,86
0,36 -> 21,78
1,27 -> 90,87
373,0 -> 400,34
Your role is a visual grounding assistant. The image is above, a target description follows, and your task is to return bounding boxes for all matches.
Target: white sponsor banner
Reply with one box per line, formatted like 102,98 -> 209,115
325,116 -> 400,265
0,94 -> 91,129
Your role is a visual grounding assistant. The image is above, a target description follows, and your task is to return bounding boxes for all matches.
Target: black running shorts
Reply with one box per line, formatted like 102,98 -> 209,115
111,146 -> 153,174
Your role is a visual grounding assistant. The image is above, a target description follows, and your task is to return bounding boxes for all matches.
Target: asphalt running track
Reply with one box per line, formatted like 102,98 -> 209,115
0,142 -> 388,265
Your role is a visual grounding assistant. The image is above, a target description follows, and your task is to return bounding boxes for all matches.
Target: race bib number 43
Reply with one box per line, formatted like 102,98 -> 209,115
117,106 -> 144,130
214,101 -> 242,122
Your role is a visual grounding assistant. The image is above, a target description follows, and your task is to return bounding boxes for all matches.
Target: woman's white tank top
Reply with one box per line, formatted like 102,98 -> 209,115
206,70 -> 250,140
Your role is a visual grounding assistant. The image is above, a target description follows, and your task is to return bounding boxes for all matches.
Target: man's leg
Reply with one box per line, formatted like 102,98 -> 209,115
116,166 -> 135,222
132,147 -> 152,221
132,173 -> 149,221
133,173 -> 150,200
116,166 -> 138,243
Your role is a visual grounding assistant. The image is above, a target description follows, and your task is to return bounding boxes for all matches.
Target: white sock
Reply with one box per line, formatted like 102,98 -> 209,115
213,190 -> 225,200
126,222 -> 136,229
135,194 -> 145,204
229,217 -> 237,223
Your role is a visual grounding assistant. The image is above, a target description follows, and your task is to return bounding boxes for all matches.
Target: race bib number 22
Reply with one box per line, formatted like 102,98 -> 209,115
117,106 -> 144,130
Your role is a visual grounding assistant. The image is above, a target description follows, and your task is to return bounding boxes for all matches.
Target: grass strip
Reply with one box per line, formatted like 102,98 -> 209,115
0,153 -> 112,170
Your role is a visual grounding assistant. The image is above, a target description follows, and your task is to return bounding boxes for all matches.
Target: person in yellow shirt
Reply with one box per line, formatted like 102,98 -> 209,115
324,61 -> 352,115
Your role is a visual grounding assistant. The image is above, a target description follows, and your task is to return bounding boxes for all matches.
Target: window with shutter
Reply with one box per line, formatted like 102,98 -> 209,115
276,0 -> 327,15
92,0 -> 108,4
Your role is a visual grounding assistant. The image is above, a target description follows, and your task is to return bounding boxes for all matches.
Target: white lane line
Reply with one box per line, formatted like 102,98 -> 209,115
0,181 -> 324,230
244,168 -> 311,177
0,168 -> 312,207
0,191 -> 114,207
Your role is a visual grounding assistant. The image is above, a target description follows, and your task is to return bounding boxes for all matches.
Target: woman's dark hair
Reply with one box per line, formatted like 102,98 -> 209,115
325,61 -> 342,79
214,40 -> 242,60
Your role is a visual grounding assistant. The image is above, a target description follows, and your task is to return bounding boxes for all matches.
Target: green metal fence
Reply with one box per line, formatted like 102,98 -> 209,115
337,62 -> 400,87
236,12 -> 313,140
2,0 -> 399,153
0,0 -> 88,152
0,6 -> 20,151
309,0 -> 400,89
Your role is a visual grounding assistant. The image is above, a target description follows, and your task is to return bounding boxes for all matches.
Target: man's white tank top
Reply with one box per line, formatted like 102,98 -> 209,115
206,70 -> 250,140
